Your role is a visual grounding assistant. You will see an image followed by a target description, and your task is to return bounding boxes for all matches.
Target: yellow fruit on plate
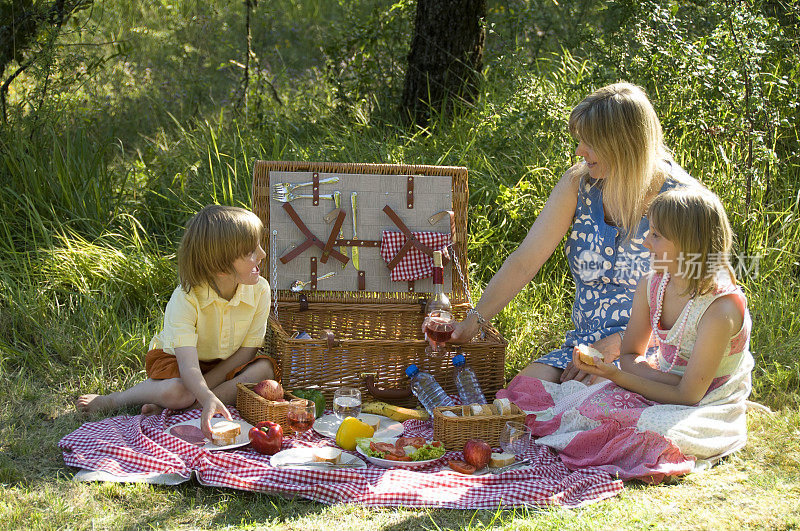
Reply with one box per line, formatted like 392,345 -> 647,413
335,417 -> 375,450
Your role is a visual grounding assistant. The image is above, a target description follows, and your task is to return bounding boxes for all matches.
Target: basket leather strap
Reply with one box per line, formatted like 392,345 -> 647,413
358,270 -> 366,291
312,172 -> 320,206
310,257 -> 318,290
321,209 -> 346,264
279,203 -> 349,265
406,175 -> 414,209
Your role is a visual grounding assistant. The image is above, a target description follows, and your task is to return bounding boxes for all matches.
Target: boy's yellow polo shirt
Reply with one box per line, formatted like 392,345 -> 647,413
149,276 -> 271,361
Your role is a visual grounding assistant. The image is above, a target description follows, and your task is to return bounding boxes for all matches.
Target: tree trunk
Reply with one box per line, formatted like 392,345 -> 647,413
401,0 -> 486,127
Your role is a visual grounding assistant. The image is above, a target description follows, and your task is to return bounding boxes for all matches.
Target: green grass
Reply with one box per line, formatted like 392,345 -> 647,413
1,0 -> 799,527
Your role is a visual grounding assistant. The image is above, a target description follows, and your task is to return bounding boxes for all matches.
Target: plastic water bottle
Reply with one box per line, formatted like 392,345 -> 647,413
452,353 -> 487,405
405,364 -> 455,415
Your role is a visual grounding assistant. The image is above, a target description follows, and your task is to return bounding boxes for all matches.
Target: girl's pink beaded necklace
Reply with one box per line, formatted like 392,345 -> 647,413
652,272 -> 695,374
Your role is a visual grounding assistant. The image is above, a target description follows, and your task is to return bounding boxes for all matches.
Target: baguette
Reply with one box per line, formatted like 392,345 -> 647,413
210,420 -> 241,446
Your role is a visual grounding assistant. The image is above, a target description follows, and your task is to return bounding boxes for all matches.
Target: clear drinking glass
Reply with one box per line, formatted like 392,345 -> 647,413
333,387 -> 362,420
499,421 -> 532,456
286,399 -> 316,440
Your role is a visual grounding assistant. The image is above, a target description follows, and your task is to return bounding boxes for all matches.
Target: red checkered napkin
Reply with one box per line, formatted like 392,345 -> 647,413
380,231 -> 451,281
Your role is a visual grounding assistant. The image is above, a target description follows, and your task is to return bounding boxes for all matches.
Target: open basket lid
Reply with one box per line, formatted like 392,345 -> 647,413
252,161 -> 471,306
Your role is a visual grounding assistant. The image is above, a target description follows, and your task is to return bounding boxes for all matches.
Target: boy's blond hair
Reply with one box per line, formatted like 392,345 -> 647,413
647,188 -> 736,296
177,205 -> 264,292
569,82 -> 680,238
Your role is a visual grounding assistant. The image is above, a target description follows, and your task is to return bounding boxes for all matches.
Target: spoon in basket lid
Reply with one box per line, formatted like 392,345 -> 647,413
290,272 -> 336,292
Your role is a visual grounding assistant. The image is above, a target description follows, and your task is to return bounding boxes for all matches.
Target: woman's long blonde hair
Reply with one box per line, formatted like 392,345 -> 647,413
177,205 -> 264,292
647,188 -> 736,296
569,82 -> 672,237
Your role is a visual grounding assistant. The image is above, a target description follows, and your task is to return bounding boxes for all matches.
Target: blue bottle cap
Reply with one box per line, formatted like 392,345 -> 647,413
452,354 -> 466,366
405,364 -> 420,378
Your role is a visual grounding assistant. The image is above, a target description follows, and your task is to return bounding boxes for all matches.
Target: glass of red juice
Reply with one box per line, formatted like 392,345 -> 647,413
425,310 -> 455,348
286,399 -> 316,440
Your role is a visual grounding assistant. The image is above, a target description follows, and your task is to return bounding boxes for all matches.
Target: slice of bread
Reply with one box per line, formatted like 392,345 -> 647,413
441,410 -> 458,418
489,452 -> 516,468
577,344 -> 602,366
312,447 -> 342,464
210,420 -> 241,446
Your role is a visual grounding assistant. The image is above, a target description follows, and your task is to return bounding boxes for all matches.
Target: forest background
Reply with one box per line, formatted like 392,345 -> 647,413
1,0 -> 798,528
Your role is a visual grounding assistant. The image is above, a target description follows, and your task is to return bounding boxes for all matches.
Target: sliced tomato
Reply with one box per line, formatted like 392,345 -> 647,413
395,437 -> 426,449
448,460 -> 476,475
383,452 -> 411,461
430,441 -> 442,447
370,442 -> 397,455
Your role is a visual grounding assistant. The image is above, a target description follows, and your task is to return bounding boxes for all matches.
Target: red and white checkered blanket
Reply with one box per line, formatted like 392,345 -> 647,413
59,408 -> 622,508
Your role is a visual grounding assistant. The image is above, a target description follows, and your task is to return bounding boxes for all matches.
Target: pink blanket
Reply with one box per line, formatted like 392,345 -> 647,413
60,408 -> 622,508
498,375 -> 747,483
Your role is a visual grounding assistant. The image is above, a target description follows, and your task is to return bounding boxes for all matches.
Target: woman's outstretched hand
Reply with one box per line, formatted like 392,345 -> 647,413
560,332 -> 623,384
420,314 -> 481,348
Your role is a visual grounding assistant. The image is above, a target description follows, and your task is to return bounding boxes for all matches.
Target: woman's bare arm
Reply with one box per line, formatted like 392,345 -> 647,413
450,166 -> 582,342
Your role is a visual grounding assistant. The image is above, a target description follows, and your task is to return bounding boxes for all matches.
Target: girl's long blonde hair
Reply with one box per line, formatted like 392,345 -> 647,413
177,205 -> 264,292
647,188 -> 736,296
569,82 -> 672,237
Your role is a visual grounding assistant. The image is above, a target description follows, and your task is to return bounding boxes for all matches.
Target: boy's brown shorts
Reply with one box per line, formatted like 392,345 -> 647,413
144,349 -> 280,382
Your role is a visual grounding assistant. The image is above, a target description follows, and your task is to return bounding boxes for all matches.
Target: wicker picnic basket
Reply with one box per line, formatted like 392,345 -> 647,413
252,160 -> 507,408
235,383 -> 301,432
432,404 -> 526,449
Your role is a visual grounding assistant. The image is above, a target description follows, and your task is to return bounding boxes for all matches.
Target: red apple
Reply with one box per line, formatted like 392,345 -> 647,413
252,379 -> 284,401
463,439 -> 492,469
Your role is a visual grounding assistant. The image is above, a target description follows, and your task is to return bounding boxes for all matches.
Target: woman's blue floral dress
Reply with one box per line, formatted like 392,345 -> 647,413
535,162 -> 691,369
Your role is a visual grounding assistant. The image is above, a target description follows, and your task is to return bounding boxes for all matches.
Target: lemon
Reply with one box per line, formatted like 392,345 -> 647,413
335,417 -> 375,450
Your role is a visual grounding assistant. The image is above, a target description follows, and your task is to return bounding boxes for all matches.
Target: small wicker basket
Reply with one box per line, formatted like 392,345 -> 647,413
432,404 -> 527,449
236,383 -> 300,432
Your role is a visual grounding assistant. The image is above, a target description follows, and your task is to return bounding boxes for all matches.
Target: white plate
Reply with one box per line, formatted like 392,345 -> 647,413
312,413 -> 404,439
355,437 -> 444,469
270,447 -> 367,470
166,417 -> 254,451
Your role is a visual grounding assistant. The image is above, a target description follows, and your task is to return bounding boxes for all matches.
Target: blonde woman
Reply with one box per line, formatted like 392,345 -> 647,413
77,205 -> 276,439
449,83 -> 698,383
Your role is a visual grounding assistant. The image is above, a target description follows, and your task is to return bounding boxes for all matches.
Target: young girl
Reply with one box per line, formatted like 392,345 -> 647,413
498,187 -> 753,481
77,205 -> 277,439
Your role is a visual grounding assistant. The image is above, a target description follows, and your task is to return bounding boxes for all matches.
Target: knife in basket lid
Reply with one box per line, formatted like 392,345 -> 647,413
336,191 -> 348,268
350,192 -> 359,270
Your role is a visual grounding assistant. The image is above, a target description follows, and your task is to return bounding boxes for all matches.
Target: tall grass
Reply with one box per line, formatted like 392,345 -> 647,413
0,0 -> 798,527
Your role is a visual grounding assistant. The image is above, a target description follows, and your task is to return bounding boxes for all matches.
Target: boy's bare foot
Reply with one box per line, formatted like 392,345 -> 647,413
76,394 -> 114,414
141,403 -> 165,416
